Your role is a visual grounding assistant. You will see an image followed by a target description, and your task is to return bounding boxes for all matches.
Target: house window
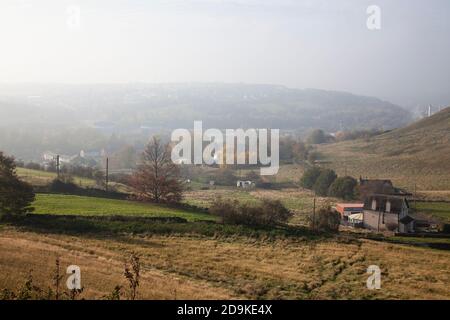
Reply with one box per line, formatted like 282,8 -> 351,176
371,199 -> 377,210
386,201 -> 391,213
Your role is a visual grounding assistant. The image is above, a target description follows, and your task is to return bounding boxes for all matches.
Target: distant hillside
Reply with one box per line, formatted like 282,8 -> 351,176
318,107 -> 450,190
0,83 -> 413,160
0,83 -> 411,131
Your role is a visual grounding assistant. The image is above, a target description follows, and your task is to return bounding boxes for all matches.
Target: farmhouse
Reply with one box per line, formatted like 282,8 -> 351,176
333,178 -> 417,232
363,194 -> 415,233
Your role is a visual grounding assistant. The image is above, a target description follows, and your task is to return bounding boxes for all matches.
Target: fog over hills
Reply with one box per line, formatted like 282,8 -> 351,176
0,83 -> 411,129
0,83 -> 413,160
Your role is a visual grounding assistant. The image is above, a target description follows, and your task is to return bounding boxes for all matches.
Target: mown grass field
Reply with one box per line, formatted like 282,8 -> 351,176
32,194 -> 214,222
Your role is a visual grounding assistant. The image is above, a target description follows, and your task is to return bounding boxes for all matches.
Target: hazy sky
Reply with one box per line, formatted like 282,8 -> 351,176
1,0 -> 449,108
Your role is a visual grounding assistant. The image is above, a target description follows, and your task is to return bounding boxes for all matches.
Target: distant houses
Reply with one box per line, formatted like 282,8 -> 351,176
42,151 -> 77,166
41,149 -> 106,168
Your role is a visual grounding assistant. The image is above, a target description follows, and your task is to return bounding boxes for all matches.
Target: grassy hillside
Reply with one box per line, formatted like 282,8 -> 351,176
32,194 -> 214,222
1,228 -> 449,299
317,107 -> 450,191
0,84 -> 412,161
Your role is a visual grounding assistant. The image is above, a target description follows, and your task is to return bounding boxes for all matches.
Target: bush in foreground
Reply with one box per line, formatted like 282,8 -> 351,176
0,151 -> 35,217
309,207 -> 340,233
313,169 -> 337,196
209,198 -> 292,227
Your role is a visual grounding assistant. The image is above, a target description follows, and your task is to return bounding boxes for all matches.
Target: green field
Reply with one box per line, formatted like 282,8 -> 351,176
16,167 -> 132,192
416,202 -> 450,223
32,194 -> 214,222
17,168 -> 97,187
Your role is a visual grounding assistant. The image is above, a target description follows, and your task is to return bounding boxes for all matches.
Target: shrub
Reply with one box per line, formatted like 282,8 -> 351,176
309,207 -> 340,232
209,198 -> 292,227
259,199 -> 293,225
124,252 -> 140,300
313,169 -> 337,196
328,176 -> 357,200
300,167 -> 323,189
49,179 -> 78,193
0,151 -> 35,217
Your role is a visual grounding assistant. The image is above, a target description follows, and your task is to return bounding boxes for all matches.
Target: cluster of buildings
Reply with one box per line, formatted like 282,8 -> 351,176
41,149 -> 106,168
335,178 -> 424,233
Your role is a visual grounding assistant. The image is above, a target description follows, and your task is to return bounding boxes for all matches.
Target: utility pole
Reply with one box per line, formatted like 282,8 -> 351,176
414,183 -> 417,210
56,155 -> 60,179
105,157 -> 109,192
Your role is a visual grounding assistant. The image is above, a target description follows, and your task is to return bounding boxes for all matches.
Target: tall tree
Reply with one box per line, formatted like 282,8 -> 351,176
300,166 -> 323,189
0,151 -> 35,216
130,137 -> 182,203
313,169 -> 337,196
328,176 -> 357,200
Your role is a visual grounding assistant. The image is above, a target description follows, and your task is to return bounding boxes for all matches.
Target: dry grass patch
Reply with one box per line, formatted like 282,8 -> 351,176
1,228 -> 449,300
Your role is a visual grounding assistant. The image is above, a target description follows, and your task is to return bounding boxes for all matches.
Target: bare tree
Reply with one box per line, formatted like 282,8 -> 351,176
130,137 -> 182,203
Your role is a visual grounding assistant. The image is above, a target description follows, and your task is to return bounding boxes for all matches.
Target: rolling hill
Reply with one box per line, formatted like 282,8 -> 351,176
0,83 -> 412,131
317,107 -> 450,191
0,83 -> 413,161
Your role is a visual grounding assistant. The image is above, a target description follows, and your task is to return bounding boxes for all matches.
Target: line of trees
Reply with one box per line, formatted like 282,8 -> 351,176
300,166 -> 357,200
209,198 -> 292,227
